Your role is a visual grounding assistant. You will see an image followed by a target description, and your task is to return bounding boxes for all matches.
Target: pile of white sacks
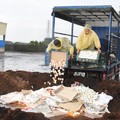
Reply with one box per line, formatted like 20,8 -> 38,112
0,84 -> 113,119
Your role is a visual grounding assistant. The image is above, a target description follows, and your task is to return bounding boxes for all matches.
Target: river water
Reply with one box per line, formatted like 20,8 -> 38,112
0,52 -> 50,73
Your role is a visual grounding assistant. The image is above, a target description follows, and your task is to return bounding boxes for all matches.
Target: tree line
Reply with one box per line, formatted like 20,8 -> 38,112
5,38 -> 52,52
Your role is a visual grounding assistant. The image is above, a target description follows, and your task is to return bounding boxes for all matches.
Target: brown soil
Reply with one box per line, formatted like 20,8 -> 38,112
0,70 -> 120,120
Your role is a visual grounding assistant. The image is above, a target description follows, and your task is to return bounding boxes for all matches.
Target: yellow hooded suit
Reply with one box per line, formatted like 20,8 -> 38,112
46,37 -> 74,56
76,26 -> 101,51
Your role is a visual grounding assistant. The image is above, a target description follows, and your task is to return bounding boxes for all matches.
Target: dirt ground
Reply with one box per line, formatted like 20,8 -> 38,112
0,70 -> 120,120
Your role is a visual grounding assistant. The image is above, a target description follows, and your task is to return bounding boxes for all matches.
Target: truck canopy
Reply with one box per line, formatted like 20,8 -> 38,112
52,5 -> 120,27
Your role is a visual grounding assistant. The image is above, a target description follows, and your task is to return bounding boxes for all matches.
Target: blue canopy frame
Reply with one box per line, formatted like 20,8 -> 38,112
51,5 -> 120,56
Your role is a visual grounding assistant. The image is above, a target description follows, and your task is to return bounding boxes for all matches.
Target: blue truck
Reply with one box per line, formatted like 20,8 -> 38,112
0,22 -> 7,52
45,5 -> 120,81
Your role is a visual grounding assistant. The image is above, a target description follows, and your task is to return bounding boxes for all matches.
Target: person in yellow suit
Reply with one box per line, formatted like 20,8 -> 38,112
46,37 -> 74,58
76,24 -> 101,53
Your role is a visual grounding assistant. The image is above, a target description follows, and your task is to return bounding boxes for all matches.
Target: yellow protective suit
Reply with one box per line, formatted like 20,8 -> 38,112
46,37 -> 74,56
76,30 -> 101,51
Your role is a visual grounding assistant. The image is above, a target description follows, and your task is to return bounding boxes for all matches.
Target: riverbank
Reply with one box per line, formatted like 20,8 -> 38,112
0,51 -> 50,72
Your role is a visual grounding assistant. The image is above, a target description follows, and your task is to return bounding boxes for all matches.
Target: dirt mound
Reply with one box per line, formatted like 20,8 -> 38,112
0,70 -> 50,94
0,107 -> 49,120
0,70 -> 120,120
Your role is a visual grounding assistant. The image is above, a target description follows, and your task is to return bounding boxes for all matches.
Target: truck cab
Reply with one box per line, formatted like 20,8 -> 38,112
0,22 -> 7,52
46,5 -> 120,81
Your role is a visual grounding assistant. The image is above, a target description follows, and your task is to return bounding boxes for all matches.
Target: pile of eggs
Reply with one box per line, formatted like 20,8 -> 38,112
75,85 -> 99,104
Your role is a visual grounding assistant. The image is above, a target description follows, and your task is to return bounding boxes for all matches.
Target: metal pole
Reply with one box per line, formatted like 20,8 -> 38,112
3,35 -> 5,41
71,19 -> 74,44
108,11 -> 112,55
52,12 -> 55,39
106,11 -> 112,80
116,21 -> 119,59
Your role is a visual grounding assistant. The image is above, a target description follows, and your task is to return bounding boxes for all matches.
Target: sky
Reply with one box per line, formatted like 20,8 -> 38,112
0,0 -> 119,43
